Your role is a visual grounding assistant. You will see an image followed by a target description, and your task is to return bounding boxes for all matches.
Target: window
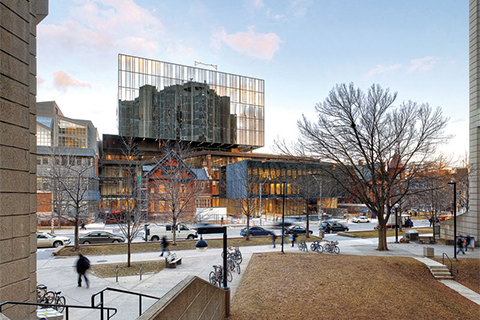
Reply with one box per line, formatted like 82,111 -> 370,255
42,157 -> 48,165
77,158 -> 82,166
37,157 -> 41,165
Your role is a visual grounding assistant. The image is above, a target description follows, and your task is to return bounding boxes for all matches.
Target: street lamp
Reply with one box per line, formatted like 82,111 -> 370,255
394,203 -> 400,243
448,181 -> 457,259
310,174 -> 322,219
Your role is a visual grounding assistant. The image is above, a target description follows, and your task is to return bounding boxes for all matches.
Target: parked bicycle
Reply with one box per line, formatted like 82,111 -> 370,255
310,241 -> 324,253
298,239 -> 308,252
209,264 -> 233,287
36,284 -> 52,304
45,290 -> 66,313
227,246 -> 242,264
227,255 -> 241,274
323,240 -> 340,254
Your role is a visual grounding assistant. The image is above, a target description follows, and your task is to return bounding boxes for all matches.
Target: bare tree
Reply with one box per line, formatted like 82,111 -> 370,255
227,162 -> 262,241
276,83 -> 449,250
145,145 -> 200,245
105,137 -> 146,267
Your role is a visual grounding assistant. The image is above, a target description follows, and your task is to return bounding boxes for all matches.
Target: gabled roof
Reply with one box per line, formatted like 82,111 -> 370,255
191,168 -> 211,180
143,150 -> 197,179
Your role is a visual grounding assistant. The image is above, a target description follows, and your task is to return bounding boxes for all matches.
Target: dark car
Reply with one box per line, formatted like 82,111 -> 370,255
79,231 -> 125,244
285,225 -> 313,235
240,226 -> 273,237
320,221 -> 349,233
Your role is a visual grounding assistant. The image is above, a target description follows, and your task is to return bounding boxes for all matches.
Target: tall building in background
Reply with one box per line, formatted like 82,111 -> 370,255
468,0 -> 480,241
0,1 -> 48,318
118,54 -> 265,151
36,101 -> 100,222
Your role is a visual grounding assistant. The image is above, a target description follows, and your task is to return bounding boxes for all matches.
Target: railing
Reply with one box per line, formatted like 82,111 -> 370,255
91,287 -> 160,320
442,253 -> 459,277
0,301 -> 117,319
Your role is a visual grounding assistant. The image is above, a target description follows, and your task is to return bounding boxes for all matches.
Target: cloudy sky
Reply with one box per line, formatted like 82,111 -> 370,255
37,0 -> 469,163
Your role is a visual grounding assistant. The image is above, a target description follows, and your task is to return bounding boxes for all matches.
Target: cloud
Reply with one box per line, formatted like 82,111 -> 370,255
409,56 -> 437,72
290,0 -> 313,18
362,64 -> 402,80
245,0 -> 264,9
38,0 -> 187,59
266,8 -> 285,21
52,71 -> 91,92
212,26 -> 283,60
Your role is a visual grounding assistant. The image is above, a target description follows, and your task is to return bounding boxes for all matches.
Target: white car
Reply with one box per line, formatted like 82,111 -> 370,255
352,216 -> 371,223
37,232 -> 71,248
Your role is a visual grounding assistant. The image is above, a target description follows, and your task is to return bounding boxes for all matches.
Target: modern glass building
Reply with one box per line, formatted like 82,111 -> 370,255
118,54 -> 265,151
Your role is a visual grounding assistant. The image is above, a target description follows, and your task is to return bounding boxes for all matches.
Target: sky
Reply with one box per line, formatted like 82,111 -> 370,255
37,0 -> 469,164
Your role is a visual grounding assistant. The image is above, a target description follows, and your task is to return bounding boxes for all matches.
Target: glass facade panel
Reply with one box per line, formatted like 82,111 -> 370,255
118,54 -> 264,149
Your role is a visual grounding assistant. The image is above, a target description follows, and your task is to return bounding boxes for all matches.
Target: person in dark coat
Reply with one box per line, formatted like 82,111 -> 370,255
159,236 -> 170,257
291,233 -> 298,247
456,235 -> 466,255
76,253 -> 90,288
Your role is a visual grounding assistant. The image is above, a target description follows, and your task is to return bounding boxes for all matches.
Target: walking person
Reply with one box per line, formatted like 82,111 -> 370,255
291,233 -> 297,247
465,235 -> 472,251
76,253 -> 90,288
271,232 -> 277,248
159,236 -> 170,257
456,234 -> 466,255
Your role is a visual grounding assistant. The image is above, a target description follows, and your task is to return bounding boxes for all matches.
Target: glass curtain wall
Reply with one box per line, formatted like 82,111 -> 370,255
118,54 -> 265,149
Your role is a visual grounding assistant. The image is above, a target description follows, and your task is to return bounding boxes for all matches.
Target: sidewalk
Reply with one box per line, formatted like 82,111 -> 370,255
36,236 -> 480,319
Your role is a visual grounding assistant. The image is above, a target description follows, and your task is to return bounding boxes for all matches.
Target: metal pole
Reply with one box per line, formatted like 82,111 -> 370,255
395,206 -> 399,243
449,182 -> 457,259
281,181 -> 286,253
222,227 -> 228,289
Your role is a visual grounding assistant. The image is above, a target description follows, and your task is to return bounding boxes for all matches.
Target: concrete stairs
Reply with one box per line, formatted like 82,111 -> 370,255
428,265 -> 454,280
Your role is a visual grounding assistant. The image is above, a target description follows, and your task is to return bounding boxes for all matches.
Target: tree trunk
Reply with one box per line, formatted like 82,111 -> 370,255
377,224 -> 388,251
246,215 -> 250,241
74,212 -> 79,250
306,212 -> 310,239
127,241 -> 131,267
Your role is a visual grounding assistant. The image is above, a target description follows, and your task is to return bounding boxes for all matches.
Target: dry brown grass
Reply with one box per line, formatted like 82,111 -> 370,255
230,253 -> 479,320
90,260 -> 165,278
433,257 -> 480,294
55,235 -> 321,256
346,227 -> 434,239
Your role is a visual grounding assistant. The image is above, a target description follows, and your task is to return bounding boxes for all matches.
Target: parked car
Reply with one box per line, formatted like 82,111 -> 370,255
240,226 -> 273,237
79,231 -> 125,244
144,224 -> 198,241
352,216 -> 370,223
285,225 -> 313,235
37,232 -> 71,248
320,221 -> 349,233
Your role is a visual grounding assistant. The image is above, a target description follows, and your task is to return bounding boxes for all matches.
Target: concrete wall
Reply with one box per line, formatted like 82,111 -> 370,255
138,276 -> 229,320
464,0 -> 480,241
0,0 -> 48,318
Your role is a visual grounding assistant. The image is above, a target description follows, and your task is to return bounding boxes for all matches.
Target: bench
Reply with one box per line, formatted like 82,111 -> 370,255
418,234 -> 435,244
165,254 -> 182,268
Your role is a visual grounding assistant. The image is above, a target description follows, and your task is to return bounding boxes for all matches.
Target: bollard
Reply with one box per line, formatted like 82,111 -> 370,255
116,265 -> 119,283
140,264 -> 142,280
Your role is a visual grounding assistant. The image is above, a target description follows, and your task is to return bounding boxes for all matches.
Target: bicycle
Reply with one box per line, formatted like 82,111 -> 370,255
209,264 -> 233,287
227,255 -> 241,274
45,290 -> 66,313
227,246 -> 242,264
310,241 -> 324,253
322,240 -> 340,254
36,284 -> 53,304
298,239 -> 308,252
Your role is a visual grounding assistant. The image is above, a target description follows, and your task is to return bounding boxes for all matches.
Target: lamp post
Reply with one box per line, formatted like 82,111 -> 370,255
310,174 -> 322,219
195,226 -> 230,316
394,203 -> 400,243
281,181 -> 286,253
448,181 -> 457,259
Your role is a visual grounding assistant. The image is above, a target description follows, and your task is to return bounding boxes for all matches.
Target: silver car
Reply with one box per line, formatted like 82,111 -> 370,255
37,232 -> 71,248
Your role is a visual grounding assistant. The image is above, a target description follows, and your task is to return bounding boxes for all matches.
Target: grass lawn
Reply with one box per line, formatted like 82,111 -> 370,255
229,253 -> 479,320
56,235 -> 321,256
433,257 -> 480,294
345,227 -> 434,239
90,260 -> 165,278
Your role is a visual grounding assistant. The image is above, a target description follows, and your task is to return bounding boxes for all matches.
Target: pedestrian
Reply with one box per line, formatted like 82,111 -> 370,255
159,236 -> 170,257
409,219 -> 413,228
291,233 -> 297,247
80,220 -> 86,230
456,234 -> 466,255
271,232 -> 277,248
465,235 -> 472,251
76,253 -> 90,288
429,217 -> 433,227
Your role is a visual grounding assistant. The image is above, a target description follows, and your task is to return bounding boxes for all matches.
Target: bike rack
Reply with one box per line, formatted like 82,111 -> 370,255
91,287 -> 160,320
0,301 -> 117,319
442,253 -> 459,277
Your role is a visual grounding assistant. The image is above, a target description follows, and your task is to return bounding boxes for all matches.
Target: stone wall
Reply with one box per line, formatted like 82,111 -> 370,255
138,276 -> 229,320
0,0 -> 48,318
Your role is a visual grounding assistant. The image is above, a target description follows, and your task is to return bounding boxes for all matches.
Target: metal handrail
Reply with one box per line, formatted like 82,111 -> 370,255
0,301 -> 117,319
91,287 -> 160,320
442,253 -> 459,277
